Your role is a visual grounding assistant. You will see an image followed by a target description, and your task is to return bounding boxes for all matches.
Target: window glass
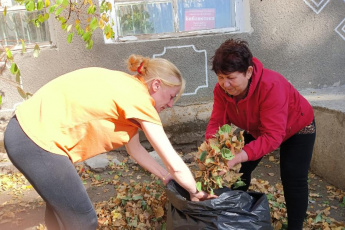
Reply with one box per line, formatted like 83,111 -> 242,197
112,0 -> 239,42
115,1 -> 174,36
178,0 -> 236,32
0,0 -> 50,46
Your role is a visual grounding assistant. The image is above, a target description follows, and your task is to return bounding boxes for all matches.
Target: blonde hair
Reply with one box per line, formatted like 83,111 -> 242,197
127,54 -> 185,103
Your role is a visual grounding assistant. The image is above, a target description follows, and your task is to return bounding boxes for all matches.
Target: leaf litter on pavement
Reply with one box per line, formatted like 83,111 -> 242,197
0,173 -> 44,225
1,153 -> 344,230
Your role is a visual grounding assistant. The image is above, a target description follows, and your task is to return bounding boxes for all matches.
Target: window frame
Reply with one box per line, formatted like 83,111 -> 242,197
104,0 -> 245,43
0,2 -> 52,49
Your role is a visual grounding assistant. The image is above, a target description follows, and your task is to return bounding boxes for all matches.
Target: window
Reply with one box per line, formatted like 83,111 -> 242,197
106,0 -> 244,43
0,0 -> 51,47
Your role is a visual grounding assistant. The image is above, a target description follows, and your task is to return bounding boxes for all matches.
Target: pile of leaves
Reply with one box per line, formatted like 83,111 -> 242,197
0,173 -> 33,195
0,173 -> 43,225
1,152 -> 345,230
95,178 -> 167,229
76,161 -> 168,230
194,124 -> 245,194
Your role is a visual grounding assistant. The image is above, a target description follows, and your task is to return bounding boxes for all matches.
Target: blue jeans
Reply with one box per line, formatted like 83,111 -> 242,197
234,122 -> 316,230
4,116 -> 98,230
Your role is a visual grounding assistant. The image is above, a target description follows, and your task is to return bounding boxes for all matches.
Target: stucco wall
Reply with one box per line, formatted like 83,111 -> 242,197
311,107 -> 345,190
1,0 -> 344,113
0,0 -> 344,189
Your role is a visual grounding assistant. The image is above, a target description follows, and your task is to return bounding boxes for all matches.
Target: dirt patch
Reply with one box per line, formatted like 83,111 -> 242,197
0,150 -> 344,230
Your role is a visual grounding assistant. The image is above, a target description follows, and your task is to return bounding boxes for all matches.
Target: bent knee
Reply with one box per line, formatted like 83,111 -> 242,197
84,209 -> 98,230
88,215 -> 98,230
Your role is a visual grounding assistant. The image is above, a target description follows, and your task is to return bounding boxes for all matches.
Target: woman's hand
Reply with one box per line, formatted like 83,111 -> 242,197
190,190 -> 218,201
227,150 -> 249,169
140,121 -> 205,199
162,173 -> 173,186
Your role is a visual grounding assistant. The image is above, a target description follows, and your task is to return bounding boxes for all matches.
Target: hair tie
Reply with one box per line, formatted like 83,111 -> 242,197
137,62 -> 144,74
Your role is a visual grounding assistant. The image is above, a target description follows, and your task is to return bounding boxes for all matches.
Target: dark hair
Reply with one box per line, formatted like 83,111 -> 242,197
212,39 -> 253,75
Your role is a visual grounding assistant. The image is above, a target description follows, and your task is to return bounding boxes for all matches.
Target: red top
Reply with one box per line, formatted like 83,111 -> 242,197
206,57 -> 314,161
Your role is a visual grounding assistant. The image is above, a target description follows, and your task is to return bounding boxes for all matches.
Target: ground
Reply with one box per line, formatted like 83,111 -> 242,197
0,150 -> 344,230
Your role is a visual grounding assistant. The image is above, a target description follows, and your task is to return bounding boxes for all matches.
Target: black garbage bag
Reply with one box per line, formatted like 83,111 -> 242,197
166,180 -> 272,230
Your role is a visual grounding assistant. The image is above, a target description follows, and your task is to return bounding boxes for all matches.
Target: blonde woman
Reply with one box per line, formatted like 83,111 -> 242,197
4,55 -> 216,230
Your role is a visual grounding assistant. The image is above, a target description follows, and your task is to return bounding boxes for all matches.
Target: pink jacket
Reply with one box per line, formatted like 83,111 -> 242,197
205,57 -> 314,161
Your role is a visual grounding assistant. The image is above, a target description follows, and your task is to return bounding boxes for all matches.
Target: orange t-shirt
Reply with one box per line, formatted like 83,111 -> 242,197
15,67 -> 162,163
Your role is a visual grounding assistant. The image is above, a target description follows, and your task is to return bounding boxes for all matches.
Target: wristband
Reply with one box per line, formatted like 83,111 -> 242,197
189,188 -> 198,194
162,172 -> 170,181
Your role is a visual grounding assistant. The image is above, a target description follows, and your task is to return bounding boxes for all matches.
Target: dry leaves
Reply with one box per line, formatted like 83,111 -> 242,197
0,173 -> 32,194
1,152 -> 345,230
193,124 -> 245,194
250,177 -> 345,230
78,162 -> 168,230
94,178 -> 167,229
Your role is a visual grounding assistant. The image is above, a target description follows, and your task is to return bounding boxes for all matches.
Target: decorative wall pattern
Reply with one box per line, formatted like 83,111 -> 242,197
335,18 -> 345,41
304,0 -> 345,41
303,0 -> 330,14
153,45 -> 208,96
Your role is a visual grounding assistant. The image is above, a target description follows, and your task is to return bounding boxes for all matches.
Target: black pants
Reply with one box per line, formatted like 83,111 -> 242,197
234,128 -> 316,230
4,116 -> 98,230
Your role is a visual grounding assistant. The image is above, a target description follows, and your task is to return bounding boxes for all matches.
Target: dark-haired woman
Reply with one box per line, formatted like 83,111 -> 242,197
206,39 -> 316,229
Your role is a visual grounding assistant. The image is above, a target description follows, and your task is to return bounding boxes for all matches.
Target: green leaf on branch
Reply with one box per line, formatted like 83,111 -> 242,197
55,7 -> 64,16
20,39 -> 26,53
82,31 -> 91,42
16,0 -> 26,5
56,0 -> 63,6
49,5 -> 56,13
67,33 -> 73,43
75,20 -> 84,35
100,1 -> 112,13
86,39 -> 93,49
10,63 -> 19,75
16,71 -> 21,84
25,0 -> 35,11
57,16 -> 66,24
87,5 -> 96,14
77,28 -> 84,36
37,14 -> 45,23
75,19 -> 80,27
104,24 -> 114,39
37,0 -> 43,10
45,0 -> 50,7
33,44 -> 40,58
89,17 -> 98,31
61,23 -> 67,31
17,87 -> 27,99
62,0 -> 68,7
34,19 -> 40,27
3,6 -> 7,16
6,48 -> 13,61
